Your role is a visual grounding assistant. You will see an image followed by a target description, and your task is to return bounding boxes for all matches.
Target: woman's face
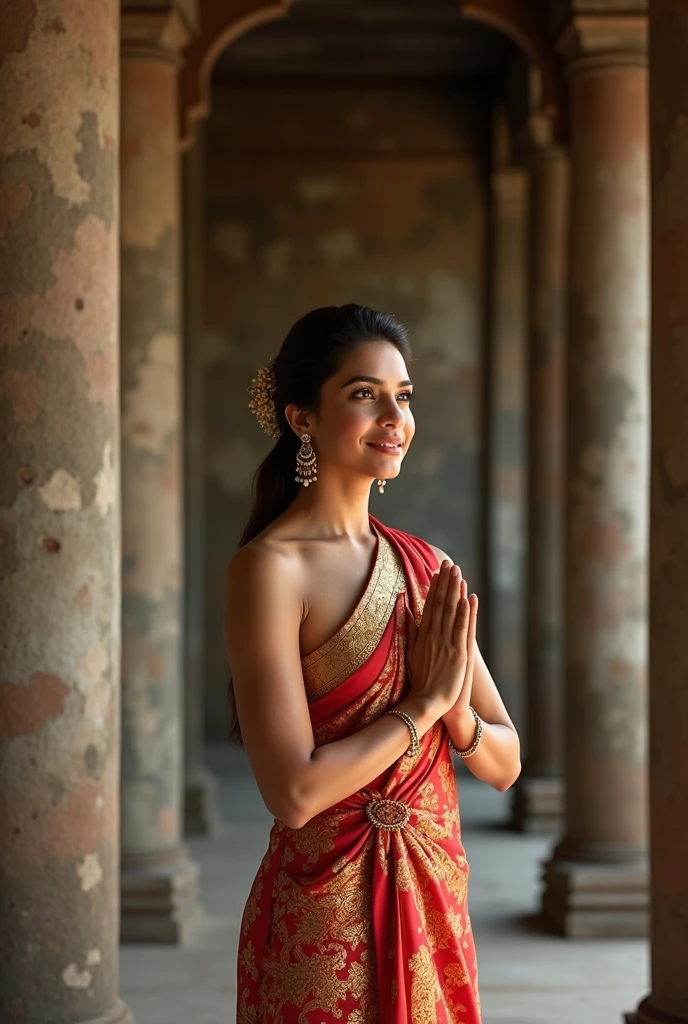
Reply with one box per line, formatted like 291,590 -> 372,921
309,340 -> 415,483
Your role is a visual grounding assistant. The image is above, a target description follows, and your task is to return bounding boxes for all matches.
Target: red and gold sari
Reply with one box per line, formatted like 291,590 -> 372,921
236,515 -> 481,1024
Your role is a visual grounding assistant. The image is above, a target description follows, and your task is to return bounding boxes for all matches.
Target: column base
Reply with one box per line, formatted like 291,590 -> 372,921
511,775 -> 564,833
121,851 -> 202,944
184,765 -> 222,837
89,1000 -> 134,1024
541,856 -> 648,937
625,997 -> 688,1023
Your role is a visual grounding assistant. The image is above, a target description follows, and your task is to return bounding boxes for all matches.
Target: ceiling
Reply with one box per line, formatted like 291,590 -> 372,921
212,0 -> 516,83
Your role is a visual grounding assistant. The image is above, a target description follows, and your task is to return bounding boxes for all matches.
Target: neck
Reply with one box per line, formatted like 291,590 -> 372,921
287,465 -> 377,540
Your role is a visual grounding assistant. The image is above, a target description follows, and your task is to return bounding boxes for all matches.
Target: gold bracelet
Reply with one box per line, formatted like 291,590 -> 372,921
448,706 -> 483,758
386,709 -> 420,757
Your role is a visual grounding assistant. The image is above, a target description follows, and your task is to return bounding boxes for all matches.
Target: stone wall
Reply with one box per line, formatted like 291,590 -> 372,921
202,83 -> 489,739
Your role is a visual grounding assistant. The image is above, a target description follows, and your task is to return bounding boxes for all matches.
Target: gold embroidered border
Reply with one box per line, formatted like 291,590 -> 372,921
302,530 -> 406,701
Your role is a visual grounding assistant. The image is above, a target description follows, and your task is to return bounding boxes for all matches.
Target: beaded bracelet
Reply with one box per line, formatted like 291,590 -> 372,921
448,706 -> 483,758
385,709 -> 420,757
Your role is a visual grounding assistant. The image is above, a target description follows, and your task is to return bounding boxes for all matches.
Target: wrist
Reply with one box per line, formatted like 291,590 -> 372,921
398,695 -> 445,737
446,705 -> 482,753
442,703 -> 473,726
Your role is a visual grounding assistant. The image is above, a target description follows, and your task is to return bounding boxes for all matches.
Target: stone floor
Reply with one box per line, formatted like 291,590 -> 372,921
120,745 -> 648,1023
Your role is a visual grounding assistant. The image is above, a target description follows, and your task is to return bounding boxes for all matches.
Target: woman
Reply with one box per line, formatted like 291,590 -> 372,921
224,304 -> 521,1024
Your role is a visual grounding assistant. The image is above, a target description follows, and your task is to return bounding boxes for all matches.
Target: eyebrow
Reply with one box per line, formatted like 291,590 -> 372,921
340,375 -> 413,389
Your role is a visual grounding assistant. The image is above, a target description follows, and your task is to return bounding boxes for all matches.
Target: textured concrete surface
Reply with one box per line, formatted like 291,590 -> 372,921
0,1 -> 127,1020
120,39 -> 187,867
543,13 -> 650,938
561,45 -> 649,860
119,10 -> 201,945
121,745 -> 648,1023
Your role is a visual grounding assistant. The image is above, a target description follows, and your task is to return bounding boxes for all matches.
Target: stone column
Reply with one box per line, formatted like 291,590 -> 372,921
182,123 -> 220,836
120,5 -> 201,943
629,1 -> 688,1019
541,12 -> 650,937
485,159 -> 529,736
512,135 -> 569,833
0,2 -> 130,1021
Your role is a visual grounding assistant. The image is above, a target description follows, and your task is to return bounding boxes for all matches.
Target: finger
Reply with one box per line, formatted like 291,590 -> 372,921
467,593 -> 478,649
417,571 -> 440,640
459,595 -> 479,693
452,589 -> 470,653
442,565 -> 461,643
432,562 -> 452,635
452,578 -> 468,638
464,593 -> 479,672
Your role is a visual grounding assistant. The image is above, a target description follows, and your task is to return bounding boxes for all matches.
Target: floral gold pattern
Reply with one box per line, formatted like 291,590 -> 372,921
236,516 -> 481,1024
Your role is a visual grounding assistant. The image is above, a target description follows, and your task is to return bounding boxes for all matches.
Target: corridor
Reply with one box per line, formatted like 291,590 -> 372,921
3,1 -> 688,1021
121,748 -> 648,1024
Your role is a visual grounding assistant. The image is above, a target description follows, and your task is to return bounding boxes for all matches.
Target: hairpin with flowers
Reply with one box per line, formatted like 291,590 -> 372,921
247,357 -> 281,439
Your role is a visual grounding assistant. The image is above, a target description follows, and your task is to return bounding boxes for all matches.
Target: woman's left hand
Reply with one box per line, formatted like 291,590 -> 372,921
441,574 -> 478,722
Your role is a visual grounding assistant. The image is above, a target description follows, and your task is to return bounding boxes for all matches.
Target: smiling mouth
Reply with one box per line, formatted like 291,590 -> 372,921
366,441 -> 403,454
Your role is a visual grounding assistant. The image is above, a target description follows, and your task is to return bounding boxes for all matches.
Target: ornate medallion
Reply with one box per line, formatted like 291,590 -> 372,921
366,798 -> 411,832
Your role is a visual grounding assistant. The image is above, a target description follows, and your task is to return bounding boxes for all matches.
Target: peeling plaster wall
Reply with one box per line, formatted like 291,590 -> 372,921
120,55 -> 184,858
203,84 -> 489,738
0,1 -> 122,1018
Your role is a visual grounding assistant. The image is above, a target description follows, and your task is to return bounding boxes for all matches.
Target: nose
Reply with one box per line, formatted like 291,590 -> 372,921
378,395 -> 406,429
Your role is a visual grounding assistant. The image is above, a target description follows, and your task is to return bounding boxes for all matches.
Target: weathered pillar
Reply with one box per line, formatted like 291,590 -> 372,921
485,120 -> 529,736
0,2 -> 130,1021
181,123 -> 220,836
542,9 -> 650,937
629,1 -> 688,1019
512,127 -> 569,833
120,4 -> 201,943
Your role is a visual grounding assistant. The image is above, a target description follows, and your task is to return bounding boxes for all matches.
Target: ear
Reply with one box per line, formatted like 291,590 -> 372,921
284,403 -> 314,439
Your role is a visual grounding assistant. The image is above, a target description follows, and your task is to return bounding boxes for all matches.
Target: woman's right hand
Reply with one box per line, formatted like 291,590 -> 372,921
405,561 -> 478,718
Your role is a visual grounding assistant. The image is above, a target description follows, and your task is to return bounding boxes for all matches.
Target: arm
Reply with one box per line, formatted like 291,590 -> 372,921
223,543 -> 441,830
429,545 -> 522,792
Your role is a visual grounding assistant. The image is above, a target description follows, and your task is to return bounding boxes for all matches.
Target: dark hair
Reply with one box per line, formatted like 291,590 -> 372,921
227,303 -> 411,746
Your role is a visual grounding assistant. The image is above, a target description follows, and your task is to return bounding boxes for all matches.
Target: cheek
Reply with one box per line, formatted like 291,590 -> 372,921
336,407 -> 370,439
318,406 -> 367,455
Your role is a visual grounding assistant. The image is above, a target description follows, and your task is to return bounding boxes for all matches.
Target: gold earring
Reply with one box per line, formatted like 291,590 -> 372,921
295,434 -> 317,487
377,479 -> 386,494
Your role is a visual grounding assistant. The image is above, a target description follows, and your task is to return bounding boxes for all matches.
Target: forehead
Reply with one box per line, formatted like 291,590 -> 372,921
332,340 -> 410,380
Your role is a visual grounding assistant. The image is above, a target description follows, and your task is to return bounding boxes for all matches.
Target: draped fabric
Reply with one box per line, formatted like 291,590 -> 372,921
236,515 -> 481,1024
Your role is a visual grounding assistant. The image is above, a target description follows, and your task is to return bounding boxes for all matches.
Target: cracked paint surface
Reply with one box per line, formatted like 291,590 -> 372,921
120,54 -> 183,858
646,0 -> 688,1014
0,1 -> 120,1019
202,84 -> 488,735
564,63 -> 649,852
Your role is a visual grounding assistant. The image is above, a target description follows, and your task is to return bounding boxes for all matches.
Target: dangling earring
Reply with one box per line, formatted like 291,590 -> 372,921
295,434 -> 317,487
377,478 -> 386,494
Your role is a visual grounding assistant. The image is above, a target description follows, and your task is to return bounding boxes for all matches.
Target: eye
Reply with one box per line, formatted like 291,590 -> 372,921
351,387 -> 414,401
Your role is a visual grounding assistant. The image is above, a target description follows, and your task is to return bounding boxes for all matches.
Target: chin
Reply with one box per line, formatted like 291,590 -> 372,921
366,460 -> 403,480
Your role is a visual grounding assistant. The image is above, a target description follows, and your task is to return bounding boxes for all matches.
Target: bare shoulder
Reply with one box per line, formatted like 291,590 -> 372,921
226,531 -> 306,618
227,531 -> 301,586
